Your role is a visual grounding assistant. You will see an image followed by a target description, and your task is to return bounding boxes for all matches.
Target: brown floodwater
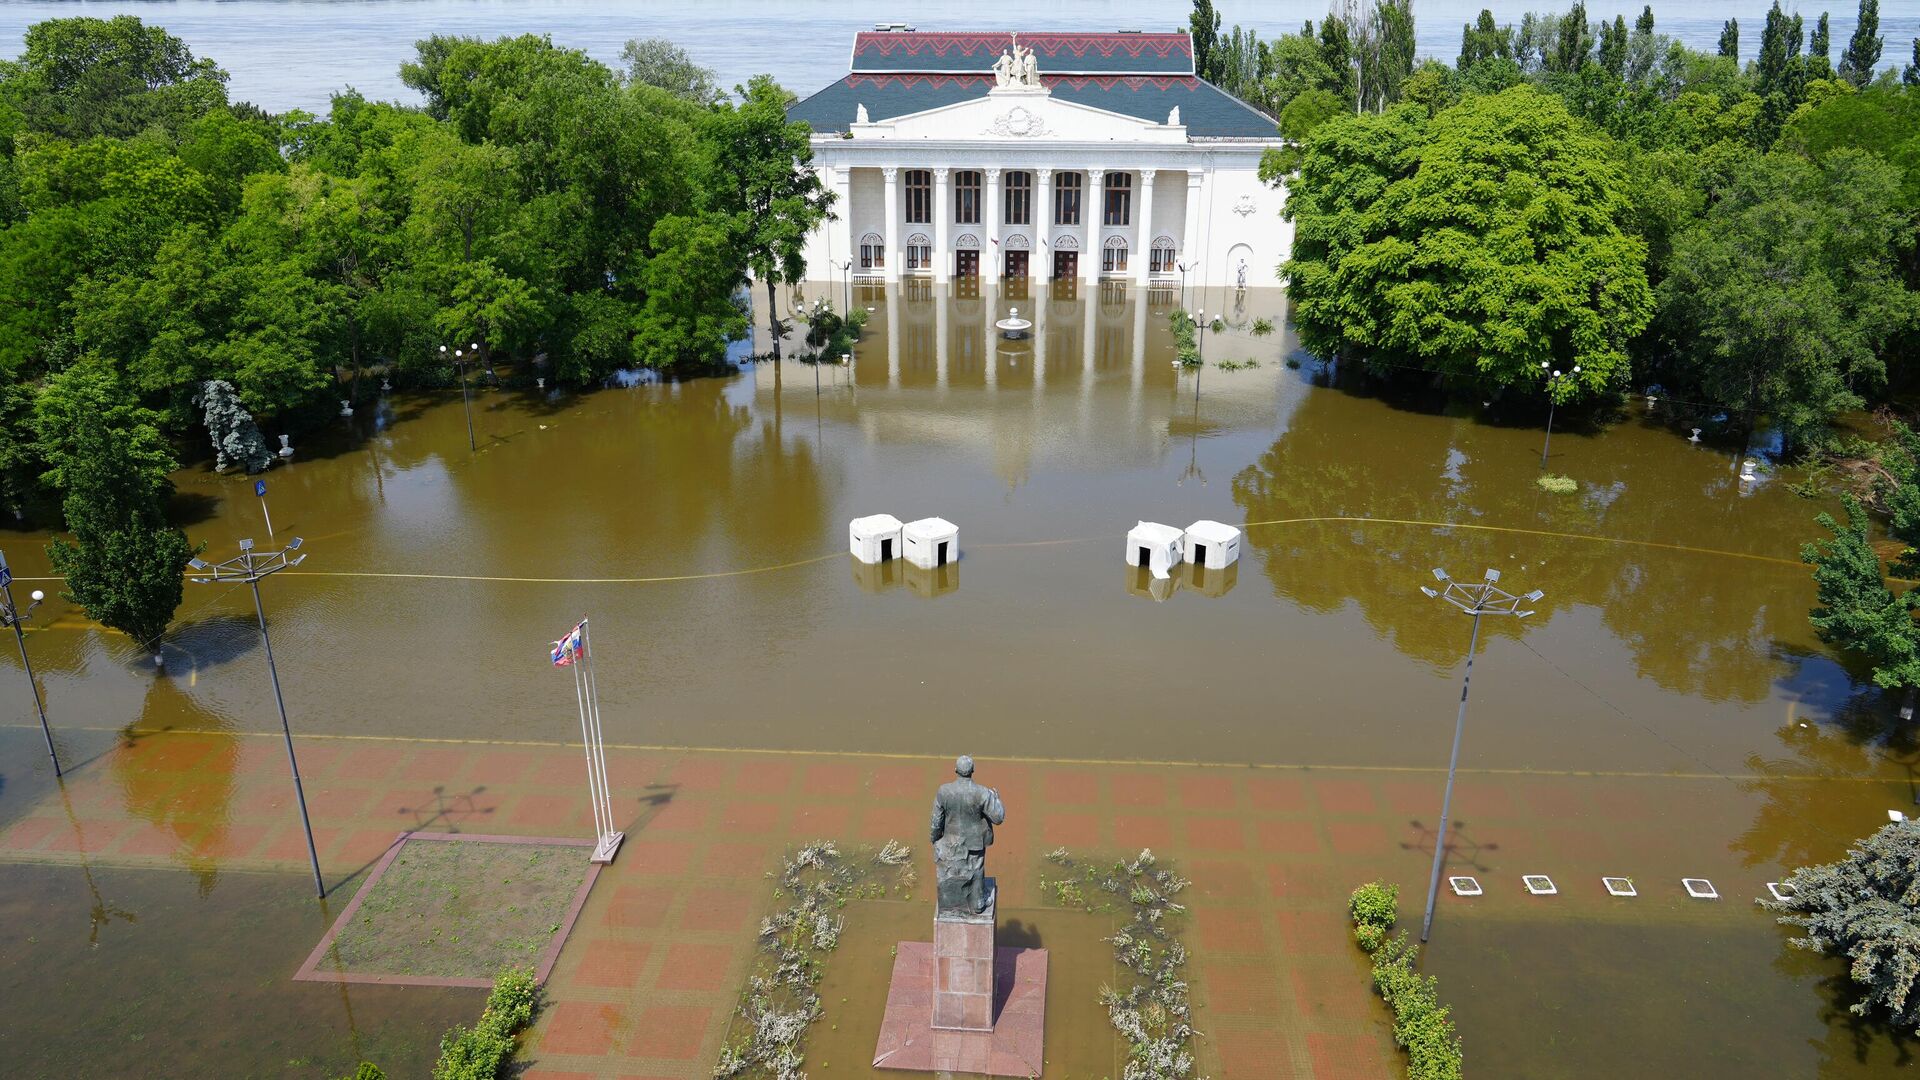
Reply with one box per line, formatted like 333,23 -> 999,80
0,279 -> 1913,1076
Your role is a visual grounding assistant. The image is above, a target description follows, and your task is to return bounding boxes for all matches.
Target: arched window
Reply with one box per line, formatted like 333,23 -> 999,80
904,170 -> 931,224
1150,235 -> 1176,274
1102,235 -> 1129,274
860,232 -> 885,270
905,232 -> 933,271
954,170 -> 981,225
1004,171 -> 1032,226
1103,173 -> 1133,226
1054,172 -> 1082,226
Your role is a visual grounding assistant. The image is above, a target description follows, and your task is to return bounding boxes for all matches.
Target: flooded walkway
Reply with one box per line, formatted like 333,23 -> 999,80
0,280 -> 1908,1076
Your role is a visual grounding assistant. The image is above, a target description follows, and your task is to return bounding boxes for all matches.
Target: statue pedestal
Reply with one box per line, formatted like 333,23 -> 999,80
872,880 -> 1048,1075
932,885 -> 997,1031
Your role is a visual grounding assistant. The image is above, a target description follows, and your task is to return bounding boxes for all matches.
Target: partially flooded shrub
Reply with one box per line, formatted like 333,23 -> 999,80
433,968 -> 539,1080
1537,473 -> 1578,494
1353,894 -> 1462,1080
1349,880 -> 1398,934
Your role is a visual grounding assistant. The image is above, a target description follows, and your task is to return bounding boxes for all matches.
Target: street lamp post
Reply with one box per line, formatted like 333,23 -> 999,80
1539,362 -> 1581,471
1177,260 -> 1194,312
1416,567 -> 1542,943
0,550 -> 57,776
839,258 -> 853,315
442,343 -> 481,452
188,538 -> 323,898
1195,308 -> 1209,366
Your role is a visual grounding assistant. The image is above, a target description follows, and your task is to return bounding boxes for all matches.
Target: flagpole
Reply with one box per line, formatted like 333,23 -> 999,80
572,646 -> 607,845
583,621 -> 620,860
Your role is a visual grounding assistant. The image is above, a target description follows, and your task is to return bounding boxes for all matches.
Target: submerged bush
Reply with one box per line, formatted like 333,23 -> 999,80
433,969 -> 539,1080
1251,317 -> 1275,337
1351,883 -> 1463,1080
1537,474 -> 1578,494
1762,821 -> 1920,1029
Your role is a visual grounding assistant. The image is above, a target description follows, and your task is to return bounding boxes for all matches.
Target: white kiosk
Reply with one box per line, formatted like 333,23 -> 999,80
849,514 -> 904,564
1182,520 -> 1242,568
1125,522 -> 1184,580
903,517 -> 959,569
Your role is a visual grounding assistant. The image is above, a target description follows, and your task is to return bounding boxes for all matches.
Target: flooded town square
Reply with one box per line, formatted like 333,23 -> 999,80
2,281 -> 1913,1078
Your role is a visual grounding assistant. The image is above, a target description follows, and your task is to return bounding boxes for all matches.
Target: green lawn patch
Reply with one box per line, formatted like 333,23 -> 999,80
320,836 -> 593,982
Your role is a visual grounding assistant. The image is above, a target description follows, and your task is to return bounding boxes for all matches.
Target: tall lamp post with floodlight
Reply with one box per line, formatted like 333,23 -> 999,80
0,549 -> 58,776
1417,567 -> 1542,943
1195,308 -> 1210,366
839,258 -> 853,315
1540,362 -> 1580,471
188,537 -> 323,897
442,343 -> 481,452
1177,260 -> 1195,312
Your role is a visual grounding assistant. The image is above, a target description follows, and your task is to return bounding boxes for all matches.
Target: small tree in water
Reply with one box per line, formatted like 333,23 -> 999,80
195,379 -> 273,474
1803,496 -> 1920,718
1763,820 -> 1920,1028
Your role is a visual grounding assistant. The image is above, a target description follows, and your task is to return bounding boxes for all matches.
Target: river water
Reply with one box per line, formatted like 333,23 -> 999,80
1,279 -> 1914,1076
3,0 -> 1918,114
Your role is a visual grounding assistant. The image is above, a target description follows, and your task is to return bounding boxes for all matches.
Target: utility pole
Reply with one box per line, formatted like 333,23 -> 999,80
0,550 -> 58,775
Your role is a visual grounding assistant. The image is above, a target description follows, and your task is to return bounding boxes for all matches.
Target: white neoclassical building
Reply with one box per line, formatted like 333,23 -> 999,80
787,29 -> 1292,290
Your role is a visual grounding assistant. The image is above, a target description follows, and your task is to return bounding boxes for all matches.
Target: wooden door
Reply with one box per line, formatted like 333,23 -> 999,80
1053,251 -> 1077,280
1005,250 -> 1028,278
955,250 -> 978,278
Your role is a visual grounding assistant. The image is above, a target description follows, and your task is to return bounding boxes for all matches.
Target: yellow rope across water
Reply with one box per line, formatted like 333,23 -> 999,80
2,513 -> 1819,586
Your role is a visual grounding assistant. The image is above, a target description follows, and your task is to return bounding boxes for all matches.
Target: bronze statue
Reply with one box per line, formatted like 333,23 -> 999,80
929,755 -> 1006,915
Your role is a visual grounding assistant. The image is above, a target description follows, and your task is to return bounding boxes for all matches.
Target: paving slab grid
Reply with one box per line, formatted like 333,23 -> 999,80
1,727 -> 1784,1078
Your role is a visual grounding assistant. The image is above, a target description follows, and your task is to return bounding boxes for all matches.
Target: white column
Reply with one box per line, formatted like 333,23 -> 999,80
1037,169 -> 1053,281
932,168 -> 950,285
886,285 -> 900,387
1132,284 -> 1148,409
831,167 -> 852,288
936,289 -> 949,390
1028,286 -> 1044,390
1134,169 -> 1156,286
1083,168 -> 1104,283
883,167 -> 901,283
1083,283 -> 1098,373
983,168 -> 1001,285
1183,170 -> 1203,292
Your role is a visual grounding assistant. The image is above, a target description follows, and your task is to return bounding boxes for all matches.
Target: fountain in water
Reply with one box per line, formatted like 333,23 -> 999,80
995,306 -> 1033,340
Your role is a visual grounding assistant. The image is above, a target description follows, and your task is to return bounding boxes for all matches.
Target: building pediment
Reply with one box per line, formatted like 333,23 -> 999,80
849,87 -> 1186,144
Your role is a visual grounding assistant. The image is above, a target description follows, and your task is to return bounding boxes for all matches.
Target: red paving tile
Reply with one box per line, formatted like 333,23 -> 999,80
718,800 -> 784,834
539,1000 -> 627,1057
520,1071 -> 596,1080
1215,1027 -> 1296,1079
1456,780 -> 1521,821
1,816 -> 59,852
399,747 -> 470,783
1040,769 -> 1099,804
466,750 -> 533,786
1382,780 -> 1436,817
1113,814 -> 1174,851
1308,1030 -> 1396,1080
1042,812 -> 1101,849
603,883 -> 675,929
1257,819 -> 1323,855
699,841 -> 767,878
801,762 -> 860,795
1185,816 -> 1247,852
1327,821 -> 1389,857
190,822 -> 269,859
733,760 -> 796,795
261,825 -> 339,865
641,798 -> 706,832
680,887 -> 754,932
1200,960 -> 1283,1016
625,839 -> 694,876
115,824 -> 186,857
572,941 -> 653,989
1291,965 -> 1374,1023
627,1004 -> 711,1060
655,942 -> 735,991
41,820 -> 130,854
1189,860 -> 1256,902
869,763 -> 930,799
531,754 -> 590,789
1248,774 -> 1309,813
515,793 -> 591,830
1275,909 -> 1350,957
1314,779 -> 1376,816
1110,773 -> 1167,808
791,802 -> 852,837
856,806 -> 913,843
1521,782 -> 1592,819
669,758 -> 729,791
336,828 -> 405,863
1268,863 -> 1343,903
1197,908 -> 1269,954
303,786 -> 372,820
334,745 -> 404,783
1178,774 -> 1238,811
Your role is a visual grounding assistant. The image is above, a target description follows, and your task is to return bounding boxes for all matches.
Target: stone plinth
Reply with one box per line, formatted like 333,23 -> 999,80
872,944 -> 1048,1075
933,887 -> 997,1031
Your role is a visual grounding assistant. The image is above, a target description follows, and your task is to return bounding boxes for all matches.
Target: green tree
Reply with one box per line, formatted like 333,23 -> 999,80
1906,39 -> 1920,86
1549,3 -> 1593,74
34,359 -> 194,651
1839,0 -> 1884,88
1720,19 -> 1740,61
619,38 -> 719,105
1763,819 -> 1920,1028
1189,0 -> 1223,83
701,75 -> 831,362
1457,10 -> 1512,69
1803,498 -> 1920,706
1283,86 -> 1651,397
1657,150 -> 1917,450
0,16 -> 228,140
1808,13 -> 1834,82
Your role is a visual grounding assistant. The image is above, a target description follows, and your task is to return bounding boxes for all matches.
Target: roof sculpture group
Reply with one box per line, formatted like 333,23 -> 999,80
992,34 -> 1042,89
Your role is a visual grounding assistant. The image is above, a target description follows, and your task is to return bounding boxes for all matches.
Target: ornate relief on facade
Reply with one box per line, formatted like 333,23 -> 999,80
986,106 -> 1048,138
1232,194 -> 1257,217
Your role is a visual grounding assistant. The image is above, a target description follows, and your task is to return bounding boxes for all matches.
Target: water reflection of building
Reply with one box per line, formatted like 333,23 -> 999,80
1184,560 -> 1237,597
790,30 -> 1288,290
851,556 -> 902,594
906,562 -> 959,598
1125,564 -> 1178,602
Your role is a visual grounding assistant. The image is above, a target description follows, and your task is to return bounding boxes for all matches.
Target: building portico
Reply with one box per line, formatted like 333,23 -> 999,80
790,30 -> 1289,291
